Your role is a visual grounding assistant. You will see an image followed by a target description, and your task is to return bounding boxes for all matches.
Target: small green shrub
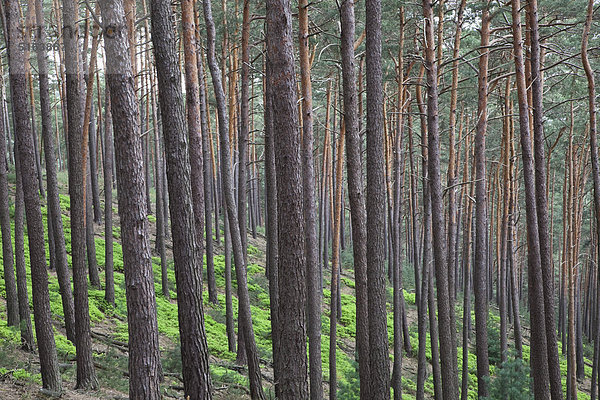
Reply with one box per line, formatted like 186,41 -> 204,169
485,356 -> 532,400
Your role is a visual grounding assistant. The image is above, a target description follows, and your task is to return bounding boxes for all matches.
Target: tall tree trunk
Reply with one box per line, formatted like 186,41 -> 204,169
510,1 -> 551,397
89,102 -> 101,223
150,0 -> 213,397
329,127 -> 344,400
5,0 -> 62,393
298,0 -> 323,397
338,0 -> 370,396
583,0 -> 600,397
413,98 -> 429,400
365,0 -> 390,396
34,0 -> 76,342
567,127 -> 577,400
391,12 -> 406,398
0,61 -> 18,329
81,22 -> 101,289
61,0 -> 98,389
86,168 -> 101,288
13,155 -> 34,351
99,2 -> 163,397
446,0 -> 467,306
195,21 -> 218,305
181,0 -> 206,314
148,66 -> 170,298
527,3 -> 563,398
508,171 -> 523,358
473,7 -> 490,397
239,0 -> 250,270
234,2 -> 249,367
422,1 -> 458,397
264,58 -> 281,398
265,0 -> 309,396
103,89 -> 115,306
224,206 -> 237,353
201,0 -> 266,397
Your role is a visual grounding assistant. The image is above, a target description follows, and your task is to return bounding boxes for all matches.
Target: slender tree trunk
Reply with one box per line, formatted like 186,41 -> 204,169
148,66 -> 170,298
567,127 -> 577,400
330,125 -> 345,400
583,0 -> 600,397
34,0 -> 76,342
181,0 -> 206,312
103,90 -> 115,306
365,0 -> 390,396
89,102 -> 101,223
339,0 -> 369,396
264,61 -> 281,397
265,0 -> 310,395
413,99 -> 428,400
473,7 -> 490,397
5,0 -> 62,392
13,151 -> 34,351
81,22 -> 101,289
86,168 -> 101,288
422,1 -> 458,398
99,2 -> 164,397
0,63 -> 18,330
61,0 -> 98,388
391,13 -> 405,397
195,20 -> 218,305
511,1 -> 551,397
150,0 -> 213,397
201,0 -> 266,396
239,0 -> 250,266
447,0 -> 467,306
299,1 -> 323,396
527,3 -> 563,398
224,207 -> 237,352
508,176 -> 523,357
461,226 -> 472,400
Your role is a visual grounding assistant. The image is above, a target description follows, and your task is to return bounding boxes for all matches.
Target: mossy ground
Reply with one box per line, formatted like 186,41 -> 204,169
0,172 -> 596,399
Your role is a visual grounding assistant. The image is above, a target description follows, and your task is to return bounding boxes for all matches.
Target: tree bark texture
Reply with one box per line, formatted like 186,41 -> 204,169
99,1 -> 164,397
151,0 -> 213,397
365,0 -> 390,397
266,0 -> 309,396
5,0 -> 62,392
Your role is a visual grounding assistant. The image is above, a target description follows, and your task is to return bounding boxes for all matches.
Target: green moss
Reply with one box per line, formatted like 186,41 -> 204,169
403,290 -> 416,305
341,276 -> 355,289
0,367 -> 42,385
54,331 -> 76,359
0,323 -> 19,345
210,364 -> 248,388
247,245 -> 260,255
155,296 -> 180,339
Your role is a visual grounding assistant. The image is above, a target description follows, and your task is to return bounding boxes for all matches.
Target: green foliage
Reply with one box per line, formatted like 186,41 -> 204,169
247,245 -> 260,255
204,312 -> 236,360
0,323 -> 19,345
0,367 -> 42,385
337,359 -> 359,400
341,276 -> 355,289
210,364 -> 249,388
54,331 -> 76,359
403,290 -> 416,305
155,296 -> 180,339
94,346 -> 130,393
341,247 -> 354,268
487,316 -> 502,366
485,356 -> 532,400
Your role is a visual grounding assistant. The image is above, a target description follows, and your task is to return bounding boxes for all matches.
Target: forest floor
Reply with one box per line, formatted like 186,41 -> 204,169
0,173 -> 596,399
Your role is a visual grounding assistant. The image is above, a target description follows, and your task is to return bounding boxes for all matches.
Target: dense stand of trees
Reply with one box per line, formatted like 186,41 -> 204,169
0,0 -> 599,399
